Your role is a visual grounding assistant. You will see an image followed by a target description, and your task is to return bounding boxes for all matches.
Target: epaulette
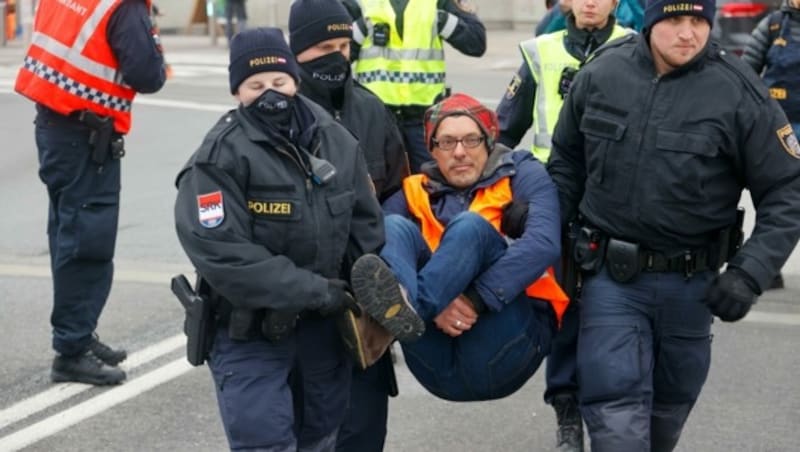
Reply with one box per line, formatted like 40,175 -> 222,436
711,44 -> 769,103
193,110 -> 239,165
583,33 -> 637,66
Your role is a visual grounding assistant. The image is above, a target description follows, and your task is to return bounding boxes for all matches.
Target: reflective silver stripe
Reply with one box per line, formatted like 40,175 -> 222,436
358,47 -> 445,60
30,0 -> 121,83
352,20 -> 366,44
439,12 -> 458,39
356,69 -> 445,84
23,55 -> 132,112
521,39 -> 551,150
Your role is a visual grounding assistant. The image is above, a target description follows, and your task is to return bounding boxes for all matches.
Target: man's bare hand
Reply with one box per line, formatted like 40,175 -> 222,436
434,295 -> 479,337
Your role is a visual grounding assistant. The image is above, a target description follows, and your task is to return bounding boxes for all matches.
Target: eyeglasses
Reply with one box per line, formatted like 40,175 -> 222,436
432,135 -> 485,151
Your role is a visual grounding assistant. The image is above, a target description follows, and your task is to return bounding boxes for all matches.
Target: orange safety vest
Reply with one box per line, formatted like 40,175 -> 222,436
403,174 -> 570,326
14,0 -> 149,134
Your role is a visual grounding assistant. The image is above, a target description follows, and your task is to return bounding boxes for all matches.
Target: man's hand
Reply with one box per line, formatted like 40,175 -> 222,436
319,279 -> 358,316
434,295 -> 478,337
704,267 -> 759,322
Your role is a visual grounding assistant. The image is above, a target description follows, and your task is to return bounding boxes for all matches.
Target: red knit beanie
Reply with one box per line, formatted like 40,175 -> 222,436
424,93 -> 499,152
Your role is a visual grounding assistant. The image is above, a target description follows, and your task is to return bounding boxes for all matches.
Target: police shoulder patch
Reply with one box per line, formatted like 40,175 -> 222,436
777,125 -> 800,159
197,191 -> 225,228
505,73 -> 522,100
453,0 -> 477,14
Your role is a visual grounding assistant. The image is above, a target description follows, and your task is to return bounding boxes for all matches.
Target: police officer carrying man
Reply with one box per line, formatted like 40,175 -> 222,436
547,0 -> 800,449
174,28 -> 384,450
341,0 -> 487,173
15,0 -> 166,385
287,2 -> 410,451
496,1 -> 632,449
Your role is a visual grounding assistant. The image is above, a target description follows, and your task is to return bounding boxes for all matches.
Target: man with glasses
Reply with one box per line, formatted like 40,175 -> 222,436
346,93 -> 570,401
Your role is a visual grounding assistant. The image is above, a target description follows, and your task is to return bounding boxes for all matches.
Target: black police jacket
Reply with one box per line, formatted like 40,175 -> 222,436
298,76 -> 407,203
548,34 -> 800,291
174,95 -> 384,311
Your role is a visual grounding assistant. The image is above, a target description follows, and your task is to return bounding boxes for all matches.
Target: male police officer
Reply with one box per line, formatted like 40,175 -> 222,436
15,0 -> 166,385
497,1 -> 632,449
342,0 -> 487,173
547,0 -> 800,450
288,2 -> 409,450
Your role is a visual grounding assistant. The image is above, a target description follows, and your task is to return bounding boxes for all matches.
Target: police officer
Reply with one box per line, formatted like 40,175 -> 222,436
497,1 -> 632,450
174,28 -> 384,450
15,0 -> 166,385
342,0 -> 487,173
742,0 -> 800,290
547,0 -> 800,450
287,2 -> 410,451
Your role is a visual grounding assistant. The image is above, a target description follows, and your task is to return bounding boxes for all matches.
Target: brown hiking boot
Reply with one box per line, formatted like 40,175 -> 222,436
350,254 -> 425,341
338,307 -> 394,370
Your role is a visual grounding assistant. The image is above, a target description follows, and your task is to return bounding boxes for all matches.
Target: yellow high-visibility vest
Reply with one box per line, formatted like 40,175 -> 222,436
521,25 -> 632,162
354,0 -> 446,106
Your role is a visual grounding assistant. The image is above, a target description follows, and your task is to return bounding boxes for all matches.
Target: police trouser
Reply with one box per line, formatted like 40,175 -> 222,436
208,316 -> 351,451
35,107 -> 121,357
577,267 -> 713,452
543,299 -> 579,404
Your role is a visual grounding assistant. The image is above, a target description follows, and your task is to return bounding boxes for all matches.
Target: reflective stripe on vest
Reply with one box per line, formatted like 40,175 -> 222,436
354,0 -> 446,106
521,25 -> 632,162
402,174 -> 570,325
14,0 -> 142,133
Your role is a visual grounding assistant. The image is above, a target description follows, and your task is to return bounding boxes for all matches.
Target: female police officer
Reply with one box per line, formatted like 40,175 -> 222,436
174,28 -> 384,451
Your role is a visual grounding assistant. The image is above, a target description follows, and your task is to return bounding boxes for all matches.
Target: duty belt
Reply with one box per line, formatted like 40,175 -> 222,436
639,248 -> 714,277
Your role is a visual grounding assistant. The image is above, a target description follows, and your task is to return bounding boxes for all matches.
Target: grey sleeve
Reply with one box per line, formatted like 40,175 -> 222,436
741,15 -> 771,74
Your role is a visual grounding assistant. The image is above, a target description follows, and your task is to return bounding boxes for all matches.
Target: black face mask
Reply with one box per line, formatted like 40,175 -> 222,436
246,89 -> 296,132
299,52 -> 350,91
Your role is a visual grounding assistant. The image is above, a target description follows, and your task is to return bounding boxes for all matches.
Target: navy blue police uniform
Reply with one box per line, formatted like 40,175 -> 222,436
547,17 -> 800,451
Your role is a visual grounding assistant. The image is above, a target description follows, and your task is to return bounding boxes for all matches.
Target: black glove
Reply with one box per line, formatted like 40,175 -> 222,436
501,200 -> 529,239
704,267 -> 759,322
320,279 -> 358,316
462,284 -> 487,314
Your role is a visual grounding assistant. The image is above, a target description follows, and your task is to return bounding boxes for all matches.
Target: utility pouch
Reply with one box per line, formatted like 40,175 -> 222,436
79,111 -> 114,165
605,238 -> 640,283
227,308 -> 256,341
261,310 -> 298,343
574,226 -> 607,274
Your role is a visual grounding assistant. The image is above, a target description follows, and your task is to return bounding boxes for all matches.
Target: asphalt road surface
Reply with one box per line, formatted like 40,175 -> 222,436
0,32 -> 798,451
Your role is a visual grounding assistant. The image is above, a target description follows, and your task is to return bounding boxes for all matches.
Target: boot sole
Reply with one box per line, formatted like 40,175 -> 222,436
338,310 -> 368,370
51,369 -> 126,386
350,254 -> 425,342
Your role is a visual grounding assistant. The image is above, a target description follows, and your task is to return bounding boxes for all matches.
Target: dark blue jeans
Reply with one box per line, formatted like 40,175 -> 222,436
209,316 -> 350,451
381,213 -> 553,401
577,267 -> 714,452
35,109 -> 121,357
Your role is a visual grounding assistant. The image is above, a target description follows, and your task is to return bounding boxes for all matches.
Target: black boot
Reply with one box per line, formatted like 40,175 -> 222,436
52,350 -> 126,386
552,393 -> 584,452
88,334 -> 127,366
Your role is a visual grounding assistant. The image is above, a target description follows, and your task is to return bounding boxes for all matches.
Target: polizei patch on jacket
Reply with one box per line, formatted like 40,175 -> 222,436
505,73 -> 521,100
248,199 -> 296,219
197,191 -> 225,228
777,125 -> 800,159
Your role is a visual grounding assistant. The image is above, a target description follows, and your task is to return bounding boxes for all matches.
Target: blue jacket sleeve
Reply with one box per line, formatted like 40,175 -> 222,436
438,0 -> 487,57
474,153 -> 562,311
107,0 -> 166,94
381,188 -> 410,217
497,63 -> 537,149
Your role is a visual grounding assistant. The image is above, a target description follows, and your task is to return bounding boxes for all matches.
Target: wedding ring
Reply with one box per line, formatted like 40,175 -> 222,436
455,320 -> 463,328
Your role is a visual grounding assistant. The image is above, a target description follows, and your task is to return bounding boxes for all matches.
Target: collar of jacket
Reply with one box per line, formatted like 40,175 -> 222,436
636,33 -> 713,78
418,144 -> 517,196
564,13 -> 618,58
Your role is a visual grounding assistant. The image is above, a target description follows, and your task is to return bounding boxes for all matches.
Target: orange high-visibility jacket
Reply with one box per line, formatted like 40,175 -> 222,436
403,173 -> 570,325
14,0 -> 150,133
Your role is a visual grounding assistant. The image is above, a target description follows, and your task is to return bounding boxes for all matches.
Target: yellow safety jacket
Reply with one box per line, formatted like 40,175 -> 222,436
354,0 -> 446,106
403,174 -> 569,325
521,25 -> 631,162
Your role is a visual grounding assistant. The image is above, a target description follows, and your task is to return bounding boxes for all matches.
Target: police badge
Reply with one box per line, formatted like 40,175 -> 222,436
777,125 -> 800,159
197,191 -> 225,228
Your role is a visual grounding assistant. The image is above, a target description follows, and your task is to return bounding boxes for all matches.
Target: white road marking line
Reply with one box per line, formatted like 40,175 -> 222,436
0,263 -> 192,285
741,311 -> 800,326
0,358 -> 194,451
0,334 -> 184,431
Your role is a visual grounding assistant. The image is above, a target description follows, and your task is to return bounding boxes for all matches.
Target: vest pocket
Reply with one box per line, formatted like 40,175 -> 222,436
653,129 -> 718,204
579,114 -> 627,191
